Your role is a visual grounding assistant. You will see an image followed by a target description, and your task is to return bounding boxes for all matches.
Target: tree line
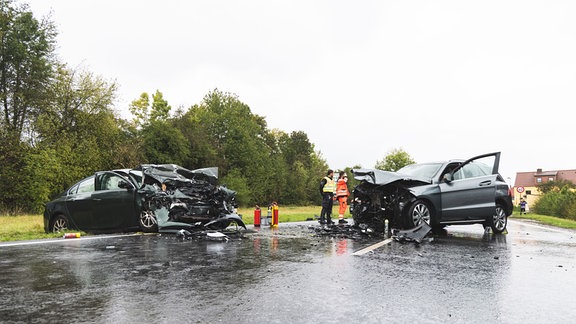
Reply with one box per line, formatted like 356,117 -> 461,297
0,1 -> 340,213
1,1 -> 417,214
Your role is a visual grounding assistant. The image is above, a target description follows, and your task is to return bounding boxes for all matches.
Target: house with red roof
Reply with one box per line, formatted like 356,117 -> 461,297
513,168 -> 576,208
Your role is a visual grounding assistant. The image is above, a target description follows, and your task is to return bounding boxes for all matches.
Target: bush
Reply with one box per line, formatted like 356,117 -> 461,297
533,186 -> 576,221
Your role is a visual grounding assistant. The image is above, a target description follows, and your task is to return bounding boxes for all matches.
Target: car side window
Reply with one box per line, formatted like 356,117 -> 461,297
76,177 -> 95,194
452,168 -> 465,180
67,183 -> 79,195
454,163 -> 488,180
100,174 -> 128,190
441,163 -> 460,181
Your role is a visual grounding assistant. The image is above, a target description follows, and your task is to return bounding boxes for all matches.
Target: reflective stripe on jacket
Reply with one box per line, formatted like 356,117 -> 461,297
322,176 -> 336,193
336,178 -> 349,197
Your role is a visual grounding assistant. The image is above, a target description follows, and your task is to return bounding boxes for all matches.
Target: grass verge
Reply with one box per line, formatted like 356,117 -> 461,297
0,215 -> 67,242
510,212 -> 576,230
237,205 -> 332,223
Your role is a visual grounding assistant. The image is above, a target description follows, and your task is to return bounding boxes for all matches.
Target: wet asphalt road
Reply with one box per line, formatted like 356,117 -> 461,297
1,218 -> 575,324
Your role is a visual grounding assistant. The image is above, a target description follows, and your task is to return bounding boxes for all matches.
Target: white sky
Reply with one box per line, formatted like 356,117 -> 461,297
27,0 -> 576,184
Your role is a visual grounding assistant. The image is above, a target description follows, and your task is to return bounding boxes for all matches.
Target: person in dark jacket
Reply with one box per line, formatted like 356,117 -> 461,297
319,169 -> 335,225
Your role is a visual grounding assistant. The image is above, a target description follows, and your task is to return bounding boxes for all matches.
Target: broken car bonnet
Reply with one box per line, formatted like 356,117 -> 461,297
138,164 -> 219,186
351,168 -> 431,186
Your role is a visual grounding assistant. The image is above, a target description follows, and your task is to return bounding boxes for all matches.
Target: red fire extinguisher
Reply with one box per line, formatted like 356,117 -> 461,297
272,202 -> 279,227
254,205 -> 261,227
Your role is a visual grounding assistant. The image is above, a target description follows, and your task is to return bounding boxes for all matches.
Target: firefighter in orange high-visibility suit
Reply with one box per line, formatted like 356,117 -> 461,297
335,171 -> 349,224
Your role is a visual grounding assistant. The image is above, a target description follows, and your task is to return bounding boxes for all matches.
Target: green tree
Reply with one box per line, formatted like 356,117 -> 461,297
34,66 -> 120,193
221,168 -> 252,206
305,150 -> 330,205
172,109 -> 220,169
141,119 -> 189,165
0,0 -> 56,141
150,90 -> 171,121
0,2 -> 58,212
112,118 -> 146,168
128,92 -> 149,129
129,90 -> 185,164
375,148 -> 415,171
275,130 -> 319,204
128,90 -> 171,128
279,130 -> 314,169
537,179 -> 576,194
180,89 -> 278,205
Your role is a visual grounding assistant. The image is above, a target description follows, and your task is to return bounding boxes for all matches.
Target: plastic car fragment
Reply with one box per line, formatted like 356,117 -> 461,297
175,229 -> 229,241
392,222 -> 432,244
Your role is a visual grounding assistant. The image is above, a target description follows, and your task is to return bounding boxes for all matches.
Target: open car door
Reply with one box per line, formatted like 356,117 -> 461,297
438,152 -> 501,222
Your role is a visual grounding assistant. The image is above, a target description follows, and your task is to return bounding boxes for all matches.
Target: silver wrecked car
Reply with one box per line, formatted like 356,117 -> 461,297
350,152 -> 513,234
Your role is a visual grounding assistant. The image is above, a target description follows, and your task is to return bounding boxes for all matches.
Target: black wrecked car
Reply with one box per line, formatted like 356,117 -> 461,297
350,152 -> 513,234
43,164 -> 245,234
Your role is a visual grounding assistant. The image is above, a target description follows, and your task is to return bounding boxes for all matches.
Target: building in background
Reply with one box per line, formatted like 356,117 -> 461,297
513,169 -> 576,208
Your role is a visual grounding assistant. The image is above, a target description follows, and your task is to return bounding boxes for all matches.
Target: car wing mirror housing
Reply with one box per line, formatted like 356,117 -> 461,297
443,173 -> 453,183
118,180 -> 133,190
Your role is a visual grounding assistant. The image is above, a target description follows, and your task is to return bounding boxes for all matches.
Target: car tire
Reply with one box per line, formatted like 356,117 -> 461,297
139,209 -> 158,233
405,199 -> 432,228
489,204 -> 507,234
51,214 -> 70,233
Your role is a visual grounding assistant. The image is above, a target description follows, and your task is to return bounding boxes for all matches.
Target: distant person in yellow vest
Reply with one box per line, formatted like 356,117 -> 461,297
336,171 -> 349,224
319,169 -> 335,225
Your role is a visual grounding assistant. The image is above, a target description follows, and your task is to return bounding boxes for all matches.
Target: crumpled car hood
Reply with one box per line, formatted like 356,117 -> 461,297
351,168 -> 431,186
138,164 -> 219,187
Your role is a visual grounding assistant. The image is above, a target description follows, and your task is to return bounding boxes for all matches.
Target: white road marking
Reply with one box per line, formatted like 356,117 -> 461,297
352,238 -> 394,256
0,233 -> 142,248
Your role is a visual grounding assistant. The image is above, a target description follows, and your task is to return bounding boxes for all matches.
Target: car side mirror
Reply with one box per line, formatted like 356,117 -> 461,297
118,180 -> 132,190
443,173 -> 453,183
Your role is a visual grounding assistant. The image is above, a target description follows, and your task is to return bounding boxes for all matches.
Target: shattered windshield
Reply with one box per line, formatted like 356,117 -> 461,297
397,163 -> 443,180
128,170 -> 143,187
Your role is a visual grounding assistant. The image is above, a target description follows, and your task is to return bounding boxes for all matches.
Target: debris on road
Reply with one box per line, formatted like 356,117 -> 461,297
309,220 -> 433,244
392,222 -> 432,244
175,228 -> 241,241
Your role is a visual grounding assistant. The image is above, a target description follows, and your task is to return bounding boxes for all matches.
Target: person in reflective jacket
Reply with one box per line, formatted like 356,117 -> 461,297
335,171 -> 349,224
319,169 -> 335,225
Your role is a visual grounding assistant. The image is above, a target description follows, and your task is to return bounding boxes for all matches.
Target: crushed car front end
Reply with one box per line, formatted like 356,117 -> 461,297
136,164 -> 245,233
350,169 -> 430,232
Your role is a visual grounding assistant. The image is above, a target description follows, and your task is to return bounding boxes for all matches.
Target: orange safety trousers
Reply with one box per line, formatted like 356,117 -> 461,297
338,196 -> 347,217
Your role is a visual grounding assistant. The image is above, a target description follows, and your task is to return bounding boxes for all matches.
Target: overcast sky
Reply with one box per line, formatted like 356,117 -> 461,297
27,0 -> 576,183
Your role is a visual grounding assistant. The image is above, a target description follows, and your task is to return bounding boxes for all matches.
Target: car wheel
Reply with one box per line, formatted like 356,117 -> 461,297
139,209 -> 158,233
489,204 -> 507,234
51,214 -> 70,233
405,200 -> 432,228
